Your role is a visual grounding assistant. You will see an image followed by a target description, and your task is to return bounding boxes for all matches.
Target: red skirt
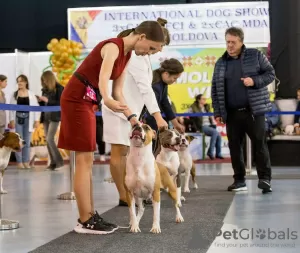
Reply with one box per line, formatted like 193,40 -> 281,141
58,77 -> 97,152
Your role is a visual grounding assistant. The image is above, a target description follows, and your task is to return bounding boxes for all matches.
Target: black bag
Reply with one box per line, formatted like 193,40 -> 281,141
16,112 -> 29,125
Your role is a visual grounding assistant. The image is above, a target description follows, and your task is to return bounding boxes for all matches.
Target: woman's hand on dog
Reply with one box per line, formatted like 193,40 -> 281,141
129,116 -> 140,127
156,118 -> 168,129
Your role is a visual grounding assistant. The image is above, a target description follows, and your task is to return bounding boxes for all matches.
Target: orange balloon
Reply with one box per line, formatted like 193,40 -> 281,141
67,57 -> 74,64
61,52 -> 69,59
50,38 -> 58,45
47,43 -> 53,51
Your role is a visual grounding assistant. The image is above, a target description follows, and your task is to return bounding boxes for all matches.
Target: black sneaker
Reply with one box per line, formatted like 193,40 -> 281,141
93,211 -> 118,230
228,181 -> 247,192
258,179 -> 272,194
74,213 -> 115,234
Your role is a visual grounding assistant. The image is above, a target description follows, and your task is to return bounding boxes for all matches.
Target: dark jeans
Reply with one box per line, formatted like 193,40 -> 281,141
96,116 -> 105,155
226,109 -> 272,182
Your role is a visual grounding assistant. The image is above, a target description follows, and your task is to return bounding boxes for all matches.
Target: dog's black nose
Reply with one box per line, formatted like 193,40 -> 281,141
22,140 -> 26,144
182,139 -> 186,143
134,125 -> 142,131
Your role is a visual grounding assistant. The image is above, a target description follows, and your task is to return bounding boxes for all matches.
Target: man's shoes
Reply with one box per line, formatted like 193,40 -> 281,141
228,181 -> 248,192
258,179 -> 272,194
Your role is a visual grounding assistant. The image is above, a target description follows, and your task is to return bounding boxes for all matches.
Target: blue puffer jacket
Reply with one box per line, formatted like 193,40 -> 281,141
211,46 -> 275,122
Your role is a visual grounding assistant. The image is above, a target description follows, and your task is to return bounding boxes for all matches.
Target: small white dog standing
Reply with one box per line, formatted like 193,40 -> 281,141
124,124 -> 183,234
178,134 -> 198,193
0,132 -> 25,194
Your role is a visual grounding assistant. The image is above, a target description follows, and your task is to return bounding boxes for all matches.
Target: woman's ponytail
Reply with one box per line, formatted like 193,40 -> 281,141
117,28 -> 136,38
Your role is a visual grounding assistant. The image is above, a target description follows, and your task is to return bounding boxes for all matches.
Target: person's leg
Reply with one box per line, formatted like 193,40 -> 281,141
245,114 -> 272,193
226,112 -> 247,191
74,151 -> 94,221
22,117 -> 32,168
96,116 -> 106,161
45,121 -> 64,169
215,133 -> 223,158
15,122 -> 24,168
202,125 -> 218,159
43,121 -> 55,169
110,144 -> 129,205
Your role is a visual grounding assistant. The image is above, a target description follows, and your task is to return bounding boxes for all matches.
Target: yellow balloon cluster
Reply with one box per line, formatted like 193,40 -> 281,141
46,38 -> 83,86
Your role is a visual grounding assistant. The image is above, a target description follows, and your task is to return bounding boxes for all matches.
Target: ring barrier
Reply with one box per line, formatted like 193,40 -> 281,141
0,104 -> 299,230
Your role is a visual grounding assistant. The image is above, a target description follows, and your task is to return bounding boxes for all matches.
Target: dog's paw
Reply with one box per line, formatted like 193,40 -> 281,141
180,196 -> 186,202
183,188 -> 190,193
130,223 -> 141,233
176,214 -> 184,223
177,201 -> 182,207
0,189 -> 8,194
150,223 -> 161,234
194,183 -> 198,189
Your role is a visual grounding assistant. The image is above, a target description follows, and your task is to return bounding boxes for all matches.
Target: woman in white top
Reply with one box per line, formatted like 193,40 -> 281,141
9,75 -> 40,169
102,18 -> 169,206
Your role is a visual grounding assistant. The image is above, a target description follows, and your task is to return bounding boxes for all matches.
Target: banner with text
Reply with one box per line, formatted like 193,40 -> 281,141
68,1 -> 270,48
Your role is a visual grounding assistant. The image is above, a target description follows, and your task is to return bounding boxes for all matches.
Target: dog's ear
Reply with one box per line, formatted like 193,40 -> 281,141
158,126 -> 167,133
189,136 -> 196,142
152,130 -> 157,140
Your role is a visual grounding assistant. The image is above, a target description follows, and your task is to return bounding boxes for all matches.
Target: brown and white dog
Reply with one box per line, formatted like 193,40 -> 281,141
124,124 -> 184,234
155,127 -> 185,207
0,132 -> 25,194
178,134 -> 198,193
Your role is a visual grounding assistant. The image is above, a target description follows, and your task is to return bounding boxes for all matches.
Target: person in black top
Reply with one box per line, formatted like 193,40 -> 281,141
211,27 -> 275,193
9,75 -> 40,169
38,71 -> 64,170
143,58 -> 185,151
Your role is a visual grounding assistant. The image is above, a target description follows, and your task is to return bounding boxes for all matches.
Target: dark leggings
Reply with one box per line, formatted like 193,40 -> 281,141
96,116 -> 105,155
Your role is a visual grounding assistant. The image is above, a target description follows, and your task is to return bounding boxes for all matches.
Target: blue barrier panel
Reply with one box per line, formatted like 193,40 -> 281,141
0,104 -> 300,116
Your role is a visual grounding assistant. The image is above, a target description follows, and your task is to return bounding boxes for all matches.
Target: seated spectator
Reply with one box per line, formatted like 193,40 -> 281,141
188,94 -> 223,160
265,92 -> 280,137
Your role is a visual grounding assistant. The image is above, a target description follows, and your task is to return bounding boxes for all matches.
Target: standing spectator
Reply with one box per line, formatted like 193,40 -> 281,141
189,94 -> 223,160
9,75 -> 40,169
211,27 -> 275,194
38,71 -> 64,170
0,75 -> 8,134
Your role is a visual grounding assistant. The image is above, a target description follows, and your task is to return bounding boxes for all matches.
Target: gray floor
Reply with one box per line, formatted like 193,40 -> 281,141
1,163 -> 300,253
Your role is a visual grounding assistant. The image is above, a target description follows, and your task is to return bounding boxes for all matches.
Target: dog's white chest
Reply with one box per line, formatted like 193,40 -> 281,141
156,152 -> 180,176
125,153 -> 156,199
178,151 -> 193,174
0,148 -> 12,170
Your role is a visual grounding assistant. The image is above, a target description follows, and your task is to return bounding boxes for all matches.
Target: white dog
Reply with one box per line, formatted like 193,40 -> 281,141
178,134 -> 198,192
125,124 -> 183,234
0,132 -> 25,194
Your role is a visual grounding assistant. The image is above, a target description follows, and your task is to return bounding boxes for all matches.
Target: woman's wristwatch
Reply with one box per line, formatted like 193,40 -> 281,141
127,114 -> 137,121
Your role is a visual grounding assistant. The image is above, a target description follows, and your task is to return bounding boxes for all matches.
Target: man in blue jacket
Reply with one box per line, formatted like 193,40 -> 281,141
211,27 -> 275,194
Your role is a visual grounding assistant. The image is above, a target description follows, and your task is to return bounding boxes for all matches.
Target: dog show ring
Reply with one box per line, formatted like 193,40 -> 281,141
57,151 -> 76,200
